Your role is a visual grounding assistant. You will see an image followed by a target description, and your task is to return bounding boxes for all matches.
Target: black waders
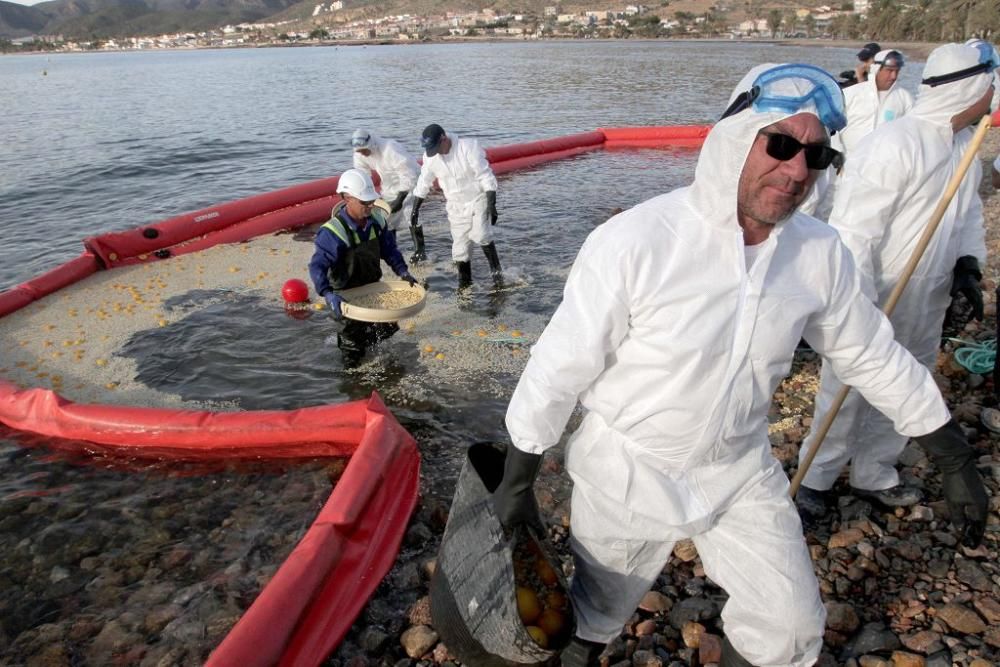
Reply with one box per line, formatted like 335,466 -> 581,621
482,242 -> 503,286
409,225 -> 427,264
456,261 -> 472,290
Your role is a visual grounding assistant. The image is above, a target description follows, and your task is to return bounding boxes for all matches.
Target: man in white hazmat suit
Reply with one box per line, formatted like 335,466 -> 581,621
491,63 -> 988,667
350,129 -> 423,260
796,42 -> 998,517
800,49 -> 913,220
410,123 -> 503,289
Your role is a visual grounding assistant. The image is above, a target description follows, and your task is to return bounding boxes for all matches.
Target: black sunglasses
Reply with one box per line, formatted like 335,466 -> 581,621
760,131 -> 844,170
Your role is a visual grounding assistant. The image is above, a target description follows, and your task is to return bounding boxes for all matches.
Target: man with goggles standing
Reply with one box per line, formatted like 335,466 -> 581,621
797,43 -> 996,518
493,63 -> 986,667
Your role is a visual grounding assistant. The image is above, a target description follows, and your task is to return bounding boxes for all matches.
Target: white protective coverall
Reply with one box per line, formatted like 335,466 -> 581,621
352,135 -> 420,232
800,43 -> 993,493
505,66 -> 950,666
800,51 -> 913,219
412,134 -> 498,262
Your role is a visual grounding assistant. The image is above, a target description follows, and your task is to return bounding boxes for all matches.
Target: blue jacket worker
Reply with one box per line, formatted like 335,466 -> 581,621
309,168 -> 418,365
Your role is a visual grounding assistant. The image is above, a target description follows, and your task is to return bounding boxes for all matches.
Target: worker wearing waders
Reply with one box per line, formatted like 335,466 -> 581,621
350,129 -> 421,256
308,169 -> 418,366
492,63 -> 988,667
410,123 -> 503,290
796,42 -> 998,518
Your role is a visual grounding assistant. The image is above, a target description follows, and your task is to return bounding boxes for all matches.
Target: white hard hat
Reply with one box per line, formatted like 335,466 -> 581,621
351,129 -> 373,150
337,169 -> 379,202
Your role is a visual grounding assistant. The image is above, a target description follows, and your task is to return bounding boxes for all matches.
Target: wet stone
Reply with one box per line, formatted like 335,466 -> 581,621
858,656 -> 891,667
935,603 -> 987,634
672,540 -> 698,563
681,621 -> 705,648
631,649 -> 662,666
359,627 -> 390,653
828,528 -> 865,549
955,560 -> 992,591
825,602 -> 860,634
407,596 -> 432,626
844,622 -> 902,658
667,598 -> 718,629
400,626 -> 437,659
638,591 -> 672,613
890,650 -> 926,667
697,633 -> 722,664
973,597 -> 1000,624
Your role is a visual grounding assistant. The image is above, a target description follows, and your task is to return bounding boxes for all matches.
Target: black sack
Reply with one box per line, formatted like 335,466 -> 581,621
430,442 -> 574,666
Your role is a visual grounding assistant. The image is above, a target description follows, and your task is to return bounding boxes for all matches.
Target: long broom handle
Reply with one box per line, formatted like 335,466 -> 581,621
790,114 -> 993,497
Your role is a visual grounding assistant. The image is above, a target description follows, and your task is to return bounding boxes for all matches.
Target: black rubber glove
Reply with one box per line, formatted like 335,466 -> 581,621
915,419 -> 988,548
493,445 -> 543,533
410,197 -> 424,227
951,255 -> 984,321
485,191 -> 498,226
390,191 -> 408,214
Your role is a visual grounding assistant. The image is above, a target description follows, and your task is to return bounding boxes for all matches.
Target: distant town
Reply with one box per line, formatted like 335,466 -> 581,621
7,0 -> 872,53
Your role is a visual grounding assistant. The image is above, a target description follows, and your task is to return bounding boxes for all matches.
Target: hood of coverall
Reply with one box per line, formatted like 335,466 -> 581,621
690,63 -> 846,232
913,43 -> 996,127
868,49 -> 906,94
965,39 -> 1000,112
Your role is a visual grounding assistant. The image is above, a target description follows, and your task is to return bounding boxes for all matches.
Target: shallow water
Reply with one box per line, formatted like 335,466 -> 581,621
0,41 -> 928,662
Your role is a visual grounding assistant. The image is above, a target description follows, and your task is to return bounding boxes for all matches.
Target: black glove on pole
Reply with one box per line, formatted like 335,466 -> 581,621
914,419 -> 988,548
951,255 -> 984,320
486,190 -> 499,225
390,191 -> 408,214
493,446 -> 543,533
410,197 -> 424,227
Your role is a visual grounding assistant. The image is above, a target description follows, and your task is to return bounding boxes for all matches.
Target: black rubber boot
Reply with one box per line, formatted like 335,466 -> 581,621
482,242 -> 503,286
560,637 -> 605,667
456,261 -> 472,290
409,225 -> 427,264
720,637 -> 754,667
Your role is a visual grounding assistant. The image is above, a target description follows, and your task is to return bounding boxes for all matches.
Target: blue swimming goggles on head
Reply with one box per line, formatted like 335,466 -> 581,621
720,64 -> 847,134
922,41 -> 999,87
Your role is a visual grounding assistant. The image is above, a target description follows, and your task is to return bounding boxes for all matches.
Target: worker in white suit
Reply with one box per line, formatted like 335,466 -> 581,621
492,62 -> 988,667
797,42 -> 997,517
800,49 -> 913,219
350,129 -> 421,258
411,123 -> 503,289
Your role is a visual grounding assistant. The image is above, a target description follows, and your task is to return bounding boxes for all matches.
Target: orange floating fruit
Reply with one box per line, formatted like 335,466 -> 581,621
545,590 -> 567,610
516,586 -> 541,625
526,626 -> 548,648
536,558 -> 559,586
538,608 -> 565,638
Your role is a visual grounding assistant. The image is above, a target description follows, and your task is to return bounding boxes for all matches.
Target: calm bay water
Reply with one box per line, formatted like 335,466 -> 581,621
0,41 -> 928,663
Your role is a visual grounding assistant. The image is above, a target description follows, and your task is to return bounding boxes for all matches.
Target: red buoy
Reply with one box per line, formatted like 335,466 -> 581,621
282,279 -> 310,303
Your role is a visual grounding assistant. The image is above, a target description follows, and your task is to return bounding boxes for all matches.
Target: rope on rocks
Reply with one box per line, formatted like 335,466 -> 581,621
946,337 -> 996,375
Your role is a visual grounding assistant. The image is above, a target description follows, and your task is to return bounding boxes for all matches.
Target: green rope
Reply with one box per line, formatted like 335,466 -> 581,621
946,337 -> 996,375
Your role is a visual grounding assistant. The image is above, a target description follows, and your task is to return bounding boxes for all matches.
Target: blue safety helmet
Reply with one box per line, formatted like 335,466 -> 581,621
720,64 -> 847,134
922,41 -> 999,87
